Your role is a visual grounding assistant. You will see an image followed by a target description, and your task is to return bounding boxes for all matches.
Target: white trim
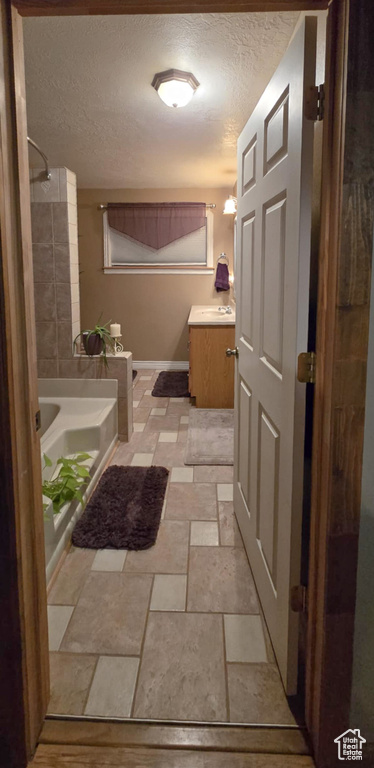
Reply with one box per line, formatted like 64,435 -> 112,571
104,268 -> 214,275
103,208 -> 214,273
133,360 -> 189,370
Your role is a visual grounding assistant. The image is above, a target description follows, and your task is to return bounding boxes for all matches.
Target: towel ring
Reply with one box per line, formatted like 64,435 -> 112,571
217,252 -> 229,264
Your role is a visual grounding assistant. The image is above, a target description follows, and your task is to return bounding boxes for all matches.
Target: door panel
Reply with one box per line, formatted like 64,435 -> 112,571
234,17 -> 316,694
238,380 -> 251,506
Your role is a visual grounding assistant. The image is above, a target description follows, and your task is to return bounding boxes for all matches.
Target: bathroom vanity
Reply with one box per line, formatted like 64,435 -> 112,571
188,305 -> 236,408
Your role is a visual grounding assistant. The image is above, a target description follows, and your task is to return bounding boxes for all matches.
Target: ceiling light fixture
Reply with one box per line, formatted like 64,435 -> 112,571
223,195 -> 237,215
152,69 -> 200,109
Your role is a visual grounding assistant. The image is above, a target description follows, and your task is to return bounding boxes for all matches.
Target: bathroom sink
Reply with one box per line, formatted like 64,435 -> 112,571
201,308 -> 225,315
188,305 -> 236,325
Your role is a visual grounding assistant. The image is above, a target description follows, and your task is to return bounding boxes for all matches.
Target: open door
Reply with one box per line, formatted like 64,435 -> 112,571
0,3 -> 49,765
234,17 -> 317,695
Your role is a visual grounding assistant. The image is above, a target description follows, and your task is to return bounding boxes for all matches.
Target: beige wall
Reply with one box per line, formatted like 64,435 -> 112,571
78,188 -> 235,361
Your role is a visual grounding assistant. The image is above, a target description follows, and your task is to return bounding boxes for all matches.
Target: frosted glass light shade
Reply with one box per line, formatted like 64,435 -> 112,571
157,80 -> 194,108
223,196 -> 237,215
152,69 -> 200,109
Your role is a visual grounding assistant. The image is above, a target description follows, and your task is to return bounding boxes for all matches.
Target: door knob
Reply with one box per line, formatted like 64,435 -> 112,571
226,347 -> 239,358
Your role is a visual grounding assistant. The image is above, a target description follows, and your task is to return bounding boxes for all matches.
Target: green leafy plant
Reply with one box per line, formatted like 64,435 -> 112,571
74,315 -> 115,367
42,452 -> 92,514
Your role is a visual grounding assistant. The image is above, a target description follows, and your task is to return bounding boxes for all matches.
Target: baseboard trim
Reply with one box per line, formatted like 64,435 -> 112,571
133,360 -> 189,371
41,718 -> 311,756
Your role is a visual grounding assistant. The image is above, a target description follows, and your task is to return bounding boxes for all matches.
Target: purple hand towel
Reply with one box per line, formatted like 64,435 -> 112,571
215,261 -> 230,292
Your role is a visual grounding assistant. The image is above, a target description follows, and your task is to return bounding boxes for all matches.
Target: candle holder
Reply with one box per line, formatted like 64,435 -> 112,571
112,335 -> 124,355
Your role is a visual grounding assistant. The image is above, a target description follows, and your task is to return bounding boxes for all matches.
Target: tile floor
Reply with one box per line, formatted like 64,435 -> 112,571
47,369 -> 297,724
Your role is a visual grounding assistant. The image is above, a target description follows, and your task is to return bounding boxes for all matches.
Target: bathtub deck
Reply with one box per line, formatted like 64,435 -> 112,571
46,369 -> 301,726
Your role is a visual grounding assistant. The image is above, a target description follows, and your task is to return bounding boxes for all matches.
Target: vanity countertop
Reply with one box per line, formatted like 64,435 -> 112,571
188,305 -> 236,326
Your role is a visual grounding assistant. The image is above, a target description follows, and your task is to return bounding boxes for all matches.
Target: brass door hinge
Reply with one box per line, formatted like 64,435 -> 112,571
305,83 -> 325,121
297,351 -> 316,384
290,585 -> 308,613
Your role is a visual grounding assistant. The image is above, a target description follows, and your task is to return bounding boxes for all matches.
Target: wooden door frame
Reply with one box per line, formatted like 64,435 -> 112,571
2,2 -> 369,767
0,2 -> 49,767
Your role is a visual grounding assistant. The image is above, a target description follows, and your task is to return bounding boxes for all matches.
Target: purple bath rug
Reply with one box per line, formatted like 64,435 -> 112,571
71,465 -> 169,550
152,370 -> 190,398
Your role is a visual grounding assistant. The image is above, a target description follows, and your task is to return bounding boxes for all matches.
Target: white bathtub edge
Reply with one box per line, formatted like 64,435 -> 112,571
39,377 -> 118,399
45,433 -> 118,585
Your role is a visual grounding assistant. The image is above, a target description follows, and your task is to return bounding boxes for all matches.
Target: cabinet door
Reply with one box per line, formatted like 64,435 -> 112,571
190,325 -> 235,408
188,327 -> 194,396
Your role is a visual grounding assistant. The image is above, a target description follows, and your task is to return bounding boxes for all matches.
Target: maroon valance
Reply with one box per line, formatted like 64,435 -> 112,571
107,202 -> 206,251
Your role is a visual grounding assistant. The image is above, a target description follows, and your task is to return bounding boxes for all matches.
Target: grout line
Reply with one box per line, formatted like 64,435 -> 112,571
221,613 -> 231,723
81,654 -> 100,715
185,520 -> 191,612
131,573 -> 155,718
54,603 -> 76,652
57,649 -> 144,659
123,571 -> 188,578
217,501 -> 222,546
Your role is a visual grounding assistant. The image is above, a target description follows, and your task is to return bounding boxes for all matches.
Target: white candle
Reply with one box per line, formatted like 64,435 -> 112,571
110,323 -> 121,337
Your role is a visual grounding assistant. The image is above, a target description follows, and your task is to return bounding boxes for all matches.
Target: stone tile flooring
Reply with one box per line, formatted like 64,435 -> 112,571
47,369 -> 297,724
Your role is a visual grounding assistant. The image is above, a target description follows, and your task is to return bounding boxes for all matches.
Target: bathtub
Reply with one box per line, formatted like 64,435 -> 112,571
39,378 -> 118,583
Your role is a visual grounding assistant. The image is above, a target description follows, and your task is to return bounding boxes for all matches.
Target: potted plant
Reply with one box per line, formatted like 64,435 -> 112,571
74,317 -> 115,366
42,452 -> 92,515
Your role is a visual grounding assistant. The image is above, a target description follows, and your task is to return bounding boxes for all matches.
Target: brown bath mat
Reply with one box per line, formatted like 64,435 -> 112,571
71,465 -> 169,550
152,370 -> 190,398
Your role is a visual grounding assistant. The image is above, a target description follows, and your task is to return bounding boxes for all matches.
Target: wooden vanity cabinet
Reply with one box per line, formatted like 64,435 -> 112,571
188,324 -> 235,408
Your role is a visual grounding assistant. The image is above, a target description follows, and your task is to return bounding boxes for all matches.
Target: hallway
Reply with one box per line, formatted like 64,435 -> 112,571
47,369 -> 297,724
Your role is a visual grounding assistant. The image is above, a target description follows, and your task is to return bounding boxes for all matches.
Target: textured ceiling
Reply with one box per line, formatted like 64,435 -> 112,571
23,12 -> 299,189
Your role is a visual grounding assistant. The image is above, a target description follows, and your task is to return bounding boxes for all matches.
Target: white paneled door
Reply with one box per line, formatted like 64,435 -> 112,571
234,17 -> 317,695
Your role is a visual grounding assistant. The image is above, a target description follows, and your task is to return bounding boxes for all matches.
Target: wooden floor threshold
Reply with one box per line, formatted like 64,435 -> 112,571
32,744 -> 315,767
39,717 -> 311,756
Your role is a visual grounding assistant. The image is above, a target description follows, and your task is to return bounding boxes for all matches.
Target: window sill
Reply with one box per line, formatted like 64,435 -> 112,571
103,267 -> 214,275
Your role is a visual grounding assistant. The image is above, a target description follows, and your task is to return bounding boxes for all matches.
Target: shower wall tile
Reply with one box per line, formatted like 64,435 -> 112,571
59,358 -> 97,379
31,168 -> 60,203
38,359 -> 58,378
68,203 -> 77,227
96,359 -> 127,397
36,322 -> 57,360
124,352 -> 133,385
68,223 -> 78,246
71,302 -> 80,341
71,302 -> 80,324
56,283 -> 72,322
31,203 -> 53,243
59,168 -> 67,195
72,321 -> 80,346
118,396 -> 129,439
67,182 -> 77,206
70,244 -> 79,264
71,283 -> 80,305
30,167 -> 130,441
126,385 -> 133,439
66,169 -> 76,185
70,262 -> 79,285
52,203 -> 69,243
33,244 -> 54,283
54,244 -> 71,283
57,323 -> 74,359
34,283 -> 56,323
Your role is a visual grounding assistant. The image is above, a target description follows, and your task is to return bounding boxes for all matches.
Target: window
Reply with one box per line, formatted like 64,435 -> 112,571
103,202 -> 214,274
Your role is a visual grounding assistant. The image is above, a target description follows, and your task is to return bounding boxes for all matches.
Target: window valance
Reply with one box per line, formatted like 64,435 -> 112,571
107,202 -> 206,251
